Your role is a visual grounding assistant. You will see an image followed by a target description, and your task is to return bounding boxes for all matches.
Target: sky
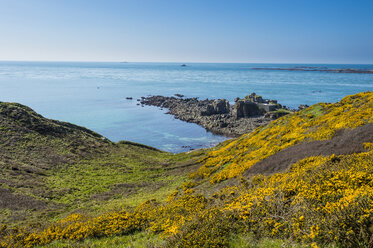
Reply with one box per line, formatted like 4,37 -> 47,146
0,0 -> 372,63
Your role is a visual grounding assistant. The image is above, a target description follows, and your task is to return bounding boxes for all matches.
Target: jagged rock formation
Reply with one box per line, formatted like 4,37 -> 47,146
233,101 -> 260,118
140,93 -> 289,137
201,99 -> 230,116
233,93 -> 283,118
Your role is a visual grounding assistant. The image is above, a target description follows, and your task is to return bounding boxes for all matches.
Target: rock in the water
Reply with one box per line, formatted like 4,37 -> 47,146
245,92 -> 263,103
233,100 -> 261,119
213,99 -> 230,114
201,99 -> 230,116
201,104 -> 215,116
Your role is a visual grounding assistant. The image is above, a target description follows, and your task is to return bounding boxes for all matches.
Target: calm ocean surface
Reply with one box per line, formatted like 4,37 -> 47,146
0,61 -> 372,152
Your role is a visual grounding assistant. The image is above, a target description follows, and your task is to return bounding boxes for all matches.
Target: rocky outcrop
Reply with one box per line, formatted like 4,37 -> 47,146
232,93 -> 283,119
140,93 -> 289,137
233,100 -> 261,118
201,99 -> 230,116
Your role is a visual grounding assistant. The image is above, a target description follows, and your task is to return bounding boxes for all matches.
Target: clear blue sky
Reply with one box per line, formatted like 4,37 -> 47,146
0,0 -> 372,63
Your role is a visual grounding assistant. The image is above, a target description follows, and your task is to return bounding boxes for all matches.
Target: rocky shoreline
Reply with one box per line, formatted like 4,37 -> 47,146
140,93 -> 292,137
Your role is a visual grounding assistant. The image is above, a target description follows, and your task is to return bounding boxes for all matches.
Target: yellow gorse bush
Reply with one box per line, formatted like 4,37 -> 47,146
192,92 -> 373,183
0,192 -> 209,248
1,210 -> 143,248
225,151 -> 373,246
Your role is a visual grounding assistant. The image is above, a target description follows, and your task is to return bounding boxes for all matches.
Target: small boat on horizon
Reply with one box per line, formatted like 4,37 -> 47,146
180,64 -> 187,67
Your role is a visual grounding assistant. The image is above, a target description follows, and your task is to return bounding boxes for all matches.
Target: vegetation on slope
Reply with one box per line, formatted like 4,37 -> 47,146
1,92 -> 373,247
0,102 -> 204,227
192,92 -> 373,183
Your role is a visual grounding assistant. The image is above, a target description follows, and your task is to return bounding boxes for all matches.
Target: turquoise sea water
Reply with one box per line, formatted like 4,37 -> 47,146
0,62 -> 372,152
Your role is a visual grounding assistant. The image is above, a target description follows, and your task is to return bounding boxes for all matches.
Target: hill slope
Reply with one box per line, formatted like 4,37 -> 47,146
192,92 -> 373,183
0,102 -> 203,227
1,92 -> 373,248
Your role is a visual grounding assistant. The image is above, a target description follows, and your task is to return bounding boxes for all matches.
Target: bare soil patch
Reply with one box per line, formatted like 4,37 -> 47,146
245,123 -> 373,176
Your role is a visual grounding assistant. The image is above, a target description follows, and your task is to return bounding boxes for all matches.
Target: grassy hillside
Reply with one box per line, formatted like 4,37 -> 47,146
0,102 -> 204,227
1,92 -> 373,247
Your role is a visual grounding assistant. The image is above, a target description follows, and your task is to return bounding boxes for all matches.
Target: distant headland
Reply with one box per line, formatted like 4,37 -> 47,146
252,66 -> 373,74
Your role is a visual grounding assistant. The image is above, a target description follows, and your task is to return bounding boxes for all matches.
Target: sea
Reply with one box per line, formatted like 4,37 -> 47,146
0,61 -> 372,153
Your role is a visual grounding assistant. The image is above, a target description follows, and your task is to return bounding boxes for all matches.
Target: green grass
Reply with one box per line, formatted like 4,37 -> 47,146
37,231 -> 335,248
45,143 -> 204,219
228,232 -> 335,248
270,108 -> 292,114
46,145 -> 171,205
36,231 -> 165,248
302,104 -> 324,117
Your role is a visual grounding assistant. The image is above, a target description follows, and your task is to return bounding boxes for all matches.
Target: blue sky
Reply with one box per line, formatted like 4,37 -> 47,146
0,0 -> 372,63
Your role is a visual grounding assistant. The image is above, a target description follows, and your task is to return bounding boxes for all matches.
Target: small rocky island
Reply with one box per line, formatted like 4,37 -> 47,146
140,93 -> 292,137
252,66 -> 373,74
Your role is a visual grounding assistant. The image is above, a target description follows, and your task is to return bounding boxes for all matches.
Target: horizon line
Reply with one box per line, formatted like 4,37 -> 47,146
0,59 -> 373,65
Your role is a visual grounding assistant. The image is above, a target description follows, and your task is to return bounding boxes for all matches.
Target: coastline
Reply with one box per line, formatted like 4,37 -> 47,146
2,61 -> 371,153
